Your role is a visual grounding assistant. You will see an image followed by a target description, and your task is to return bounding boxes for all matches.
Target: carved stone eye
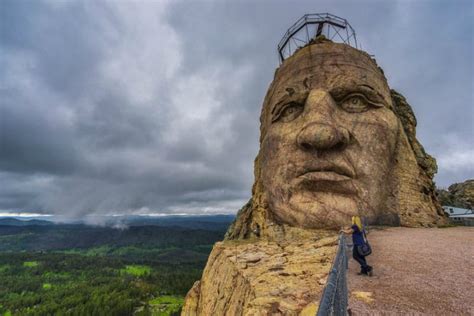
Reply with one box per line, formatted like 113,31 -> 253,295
277,102 -> 304,122
340,94 -> 371,113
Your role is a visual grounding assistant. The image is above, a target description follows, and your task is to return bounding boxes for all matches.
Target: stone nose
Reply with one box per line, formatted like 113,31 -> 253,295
296,89 -> 350,151
297,122 -> 350,151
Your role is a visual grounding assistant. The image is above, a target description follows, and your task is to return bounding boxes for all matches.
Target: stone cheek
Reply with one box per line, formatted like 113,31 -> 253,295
389,89 -> 447,226
391,127 -> 445,227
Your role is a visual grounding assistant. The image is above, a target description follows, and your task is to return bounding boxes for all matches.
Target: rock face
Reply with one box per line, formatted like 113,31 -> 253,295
437,179 -> 474,209
388,91 -> 447,226
182,234 -> 338,315
182,39 -> 447,315
226,40 -> 446,241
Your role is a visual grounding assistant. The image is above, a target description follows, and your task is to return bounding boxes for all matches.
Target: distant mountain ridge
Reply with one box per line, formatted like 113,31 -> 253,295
0,217 -> 53,226
0,214 -> 235,231
0,220 -> 233,253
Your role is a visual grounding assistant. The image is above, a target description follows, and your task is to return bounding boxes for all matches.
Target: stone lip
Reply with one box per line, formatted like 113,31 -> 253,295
181,234 -> 339,315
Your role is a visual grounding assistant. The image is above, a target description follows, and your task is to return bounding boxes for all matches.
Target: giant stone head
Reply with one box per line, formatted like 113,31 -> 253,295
226,39 -> 446,240
261,41 -> 398,229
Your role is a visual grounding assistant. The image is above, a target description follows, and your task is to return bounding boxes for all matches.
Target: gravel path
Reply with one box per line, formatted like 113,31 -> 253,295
347,227 -> 474,315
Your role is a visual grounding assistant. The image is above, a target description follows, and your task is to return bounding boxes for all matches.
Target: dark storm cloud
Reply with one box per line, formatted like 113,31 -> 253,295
1,89 -> 81,174
1,0 -> 472,216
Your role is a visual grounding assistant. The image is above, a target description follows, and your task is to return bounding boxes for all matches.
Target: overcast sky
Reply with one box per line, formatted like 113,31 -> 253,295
1,0 -> 473,217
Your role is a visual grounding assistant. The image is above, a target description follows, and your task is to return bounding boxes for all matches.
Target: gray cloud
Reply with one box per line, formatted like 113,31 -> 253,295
1,0 -> 472,216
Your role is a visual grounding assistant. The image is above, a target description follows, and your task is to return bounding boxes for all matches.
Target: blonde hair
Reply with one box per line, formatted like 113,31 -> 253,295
352,216 -> 363,230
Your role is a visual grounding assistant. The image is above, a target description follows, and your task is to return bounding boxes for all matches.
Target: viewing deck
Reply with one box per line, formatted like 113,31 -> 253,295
347,227 -> 473,315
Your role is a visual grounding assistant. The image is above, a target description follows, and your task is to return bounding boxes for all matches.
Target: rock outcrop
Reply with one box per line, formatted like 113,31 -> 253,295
182,38 -> 447,315
225,40 -> 446,241
182,234 -> 338,315
437,179 -> 474,209
389,90 -> 447,226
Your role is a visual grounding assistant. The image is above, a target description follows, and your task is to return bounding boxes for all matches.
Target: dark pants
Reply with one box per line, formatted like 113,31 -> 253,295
353,246 -> 372,274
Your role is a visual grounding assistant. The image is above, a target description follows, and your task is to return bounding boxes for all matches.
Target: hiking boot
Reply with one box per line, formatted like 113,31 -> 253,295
367,267 -> 373,277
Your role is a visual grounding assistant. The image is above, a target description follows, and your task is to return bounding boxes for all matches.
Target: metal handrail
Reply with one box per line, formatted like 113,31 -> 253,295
277,13 -> 358,63
316,234 -> 349,316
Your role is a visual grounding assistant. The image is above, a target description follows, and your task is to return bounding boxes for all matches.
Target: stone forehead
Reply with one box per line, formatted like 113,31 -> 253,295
269,42 -> 391,104
277,42 -> 382,77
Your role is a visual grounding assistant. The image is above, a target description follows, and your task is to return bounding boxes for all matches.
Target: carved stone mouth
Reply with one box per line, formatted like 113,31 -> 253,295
299,164 -> 355,180
294,164 -> 356,195
299,170 -> 351,182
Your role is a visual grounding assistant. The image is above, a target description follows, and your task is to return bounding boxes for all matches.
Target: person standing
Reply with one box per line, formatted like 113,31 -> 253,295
341,216 -> 373,276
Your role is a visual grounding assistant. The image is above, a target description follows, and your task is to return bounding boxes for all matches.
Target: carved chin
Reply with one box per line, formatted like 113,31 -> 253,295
291,177 -> 358,195
270,191 -> 360,229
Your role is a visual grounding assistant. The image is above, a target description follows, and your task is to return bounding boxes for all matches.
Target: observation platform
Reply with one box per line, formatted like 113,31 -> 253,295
347,227 -> 473,314
277,13 -> 358,62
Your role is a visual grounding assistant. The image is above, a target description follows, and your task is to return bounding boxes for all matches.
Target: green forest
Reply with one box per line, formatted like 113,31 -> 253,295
0,217 -> 231,315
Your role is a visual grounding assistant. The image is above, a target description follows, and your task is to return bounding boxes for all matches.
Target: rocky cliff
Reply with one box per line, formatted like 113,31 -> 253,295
437,179 -> 474,209
389,90 -> 447,226
182,234 -> 338,315
224,42 -> 446,242
182,38 -> 447,315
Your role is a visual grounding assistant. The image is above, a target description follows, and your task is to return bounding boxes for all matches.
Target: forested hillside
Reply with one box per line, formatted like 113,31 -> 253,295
0,216 -> 232,315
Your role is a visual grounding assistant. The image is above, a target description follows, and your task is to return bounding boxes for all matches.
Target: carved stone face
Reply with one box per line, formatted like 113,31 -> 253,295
260,43 -> 400,228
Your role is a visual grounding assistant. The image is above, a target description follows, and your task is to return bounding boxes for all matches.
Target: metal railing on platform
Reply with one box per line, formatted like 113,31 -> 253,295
316,234 -> 349,316
277,13 -> 358,62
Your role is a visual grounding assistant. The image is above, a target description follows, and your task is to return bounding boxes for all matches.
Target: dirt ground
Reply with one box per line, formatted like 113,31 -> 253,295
347,226 -> 473,315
